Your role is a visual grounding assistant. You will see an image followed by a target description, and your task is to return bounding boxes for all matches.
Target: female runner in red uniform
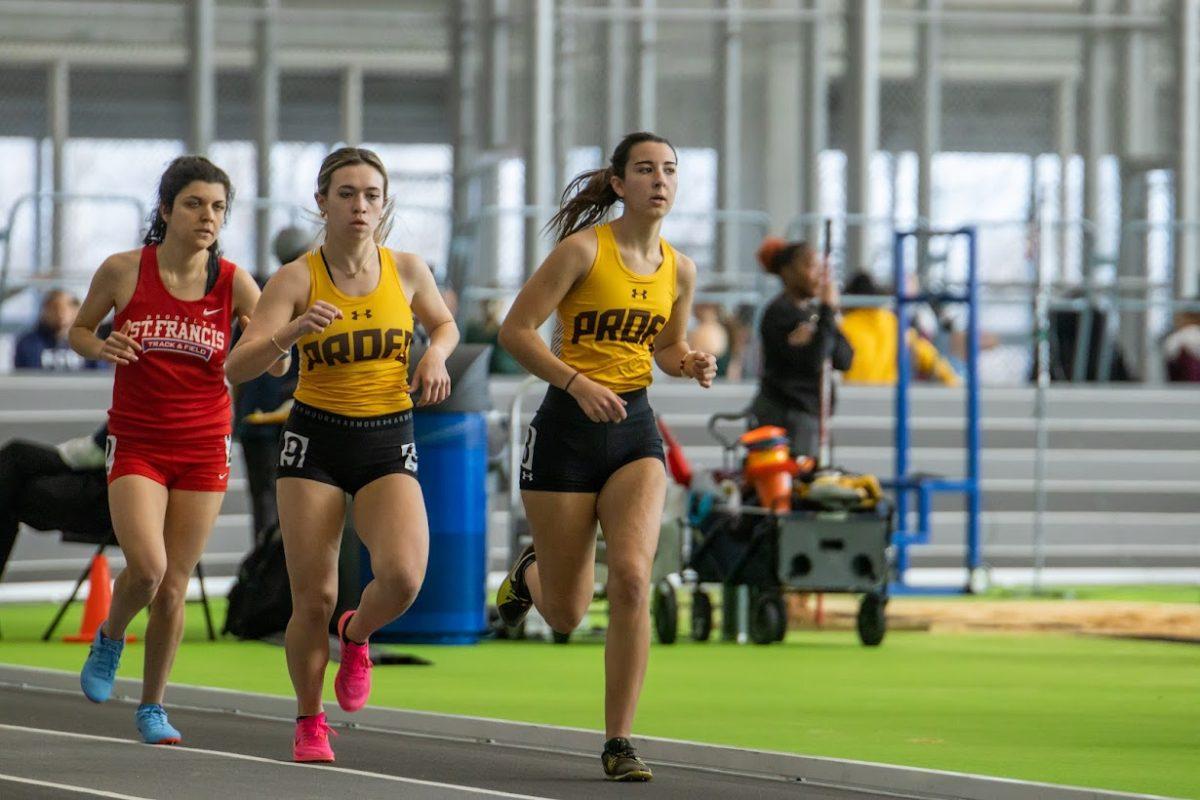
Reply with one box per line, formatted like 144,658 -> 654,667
69,155 -> 287,744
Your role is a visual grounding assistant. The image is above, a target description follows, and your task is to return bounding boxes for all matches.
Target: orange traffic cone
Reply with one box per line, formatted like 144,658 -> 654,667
65,554 -> 135,643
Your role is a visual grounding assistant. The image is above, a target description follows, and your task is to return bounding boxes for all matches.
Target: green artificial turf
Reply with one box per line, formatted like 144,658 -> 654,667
1,598 -> 1196,798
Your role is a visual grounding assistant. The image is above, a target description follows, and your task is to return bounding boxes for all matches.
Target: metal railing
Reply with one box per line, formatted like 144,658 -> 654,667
0,192 -> 149,306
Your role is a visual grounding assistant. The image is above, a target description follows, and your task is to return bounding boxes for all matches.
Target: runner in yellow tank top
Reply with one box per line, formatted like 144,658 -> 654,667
293,246 -> 415,416
552,221 -> 676,393
226,147 -> 459,763
495,132 -> 718,782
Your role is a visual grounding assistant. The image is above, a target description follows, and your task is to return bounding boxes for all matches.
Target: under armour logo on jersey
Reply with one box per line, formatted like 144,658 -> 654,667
631,288 -> 648,300
351,309 -> 373,320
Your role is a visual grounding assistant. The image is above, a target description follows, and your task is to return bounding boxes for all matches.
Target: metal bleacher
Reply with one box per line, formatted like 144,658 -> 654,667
2,373 -> 1198,587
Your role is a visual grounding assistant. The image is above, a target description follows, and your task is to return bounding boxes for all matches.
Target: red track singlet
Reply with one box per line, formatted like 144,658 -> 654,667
107,245 -> 235,443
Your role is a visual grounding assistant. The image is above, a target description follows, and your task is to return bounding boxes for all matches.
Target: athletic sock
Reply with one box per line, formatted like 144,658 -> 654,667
340,612 -> 367,646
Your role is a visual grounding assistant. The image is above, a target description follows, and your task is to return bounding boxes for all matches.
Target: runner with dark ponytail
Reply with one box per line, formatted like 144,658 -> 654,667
546,131 -> 676,243
69,154 -> 274,748
143,156 -> 233,257
497,131 -> 716,782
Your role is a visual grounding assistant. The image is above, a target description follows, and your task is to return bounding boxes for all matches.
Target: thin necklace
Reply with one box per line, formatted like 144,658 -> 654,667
319,246 -> 368,279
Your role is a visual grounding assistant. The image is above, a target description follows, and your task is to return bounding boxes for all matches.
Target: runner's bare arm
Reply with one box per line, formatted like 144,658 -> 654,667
230,266 -> 290,377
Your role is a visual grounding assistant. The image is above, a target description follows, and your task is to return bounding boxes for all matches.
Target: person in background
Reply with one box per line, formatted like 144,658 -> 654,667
463,298 -> 525,375
726,303 -> 758,382
232,227 -> 309,543
840,272 -> 960,386
14,290 -> 101,370
1039,290 -> 1136,382
914,298 -> 999,375
1164,302 -> 1200,382
750,237 -> 853,458
690,303 -> 731,379
0,425 -> 110,583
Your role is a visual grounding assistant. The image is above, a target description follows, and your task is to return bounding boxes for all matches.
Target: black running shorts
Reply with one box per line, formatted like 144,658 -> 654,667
277,401 -> 418,496
518,386 -> 664,493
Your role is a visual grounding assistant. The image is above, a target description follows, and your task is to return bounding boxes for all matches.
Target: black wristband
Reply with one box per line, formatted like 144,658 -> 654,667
563,372 -> 580,391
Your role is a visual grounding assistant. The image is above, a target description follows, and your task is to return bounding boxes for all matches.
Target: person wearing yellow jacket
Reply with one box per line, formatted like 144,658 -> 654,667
840,273 -> 960,386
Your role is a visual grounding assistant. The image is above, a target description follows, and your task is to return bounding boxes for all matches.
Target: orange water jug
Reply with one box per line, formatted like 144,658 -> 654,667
739,426 -> 800,513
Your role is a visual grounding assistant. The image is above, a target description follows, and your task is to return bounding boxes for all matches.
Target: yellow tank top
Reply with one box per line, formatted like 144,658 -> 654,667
553,223 -> 677,393
293,248 -> 415,416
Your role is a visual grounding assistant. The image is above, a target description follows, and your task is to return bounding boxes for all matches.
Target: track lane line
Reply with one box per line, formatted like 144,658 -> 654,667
0,723 -> 555,800
0,774 -> 155,800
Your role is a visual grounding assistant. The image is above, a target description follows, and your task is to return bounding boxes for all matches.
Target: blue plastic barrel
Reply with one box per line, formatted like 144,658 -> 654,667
366,411 -> 488,644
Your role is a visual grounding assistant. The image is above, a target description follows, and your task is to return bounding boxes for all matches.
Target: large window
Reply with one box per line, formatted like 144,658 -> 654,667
660,147 -> 718,272
63,138 -> 184,274
208,141 -> 256,270
0,136 -> 40,329
364,143 -> 453,279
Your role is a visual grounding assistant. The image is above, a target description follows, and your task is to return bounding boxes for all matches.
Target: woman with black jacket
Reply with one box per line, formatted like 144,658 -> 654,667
750,237 -> 853,458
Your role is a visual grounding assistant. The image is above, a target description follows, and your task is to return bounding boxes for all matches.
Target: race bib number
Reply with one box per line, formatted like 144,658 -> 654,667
280,432 -> 310,468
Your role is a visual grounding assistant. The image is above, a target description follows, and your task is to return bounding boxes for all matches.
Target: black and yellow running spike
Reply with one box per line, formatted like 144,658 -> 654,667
601,738 -> 653,782
496,544 -> 536,629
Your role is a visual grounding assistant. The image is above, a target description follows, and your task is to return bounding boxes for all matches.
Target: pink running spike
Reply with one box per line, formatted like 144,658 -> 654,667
334,609 -> 373,712
292,712 -> 336,763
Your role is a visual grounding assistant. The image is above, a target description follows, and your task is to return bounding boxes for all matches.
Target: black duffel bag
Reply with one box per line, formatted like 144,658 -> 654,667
223,523 -> 291,640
